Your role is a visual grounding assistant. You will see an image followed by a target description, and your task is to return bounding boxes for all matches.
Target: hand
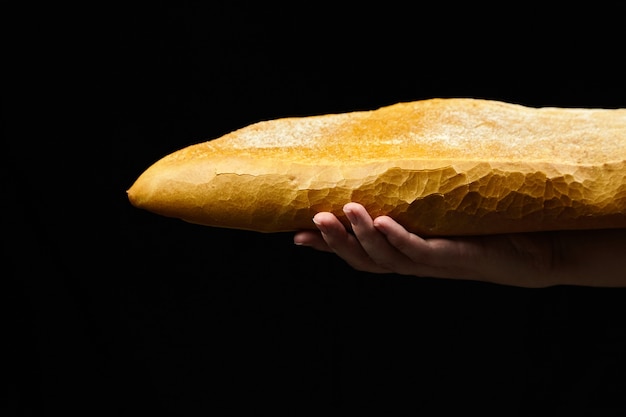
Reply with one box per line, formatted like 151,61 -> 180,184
293,202 -> 626,288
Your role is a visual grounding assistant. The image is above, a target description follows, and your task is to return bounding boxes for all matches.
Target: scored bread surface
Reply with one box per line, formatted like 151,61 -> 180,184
127,98 -> 626,235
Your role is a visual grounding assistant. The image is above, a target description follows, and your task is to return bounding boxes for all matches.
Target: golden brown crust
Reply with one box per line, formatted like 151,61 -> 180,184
127,98 -> 626,235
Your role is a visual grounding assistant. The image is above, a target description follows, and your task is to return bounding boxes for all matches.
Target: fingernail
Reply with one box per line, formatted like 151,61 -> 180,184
372,218 -> 386,233
312,217 -> 328,234
343,207 -> 358,226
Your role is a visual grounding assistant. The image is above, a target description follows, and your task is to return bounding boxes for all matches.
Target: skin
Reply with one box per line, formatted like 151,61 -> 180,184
293,202 -> 626,288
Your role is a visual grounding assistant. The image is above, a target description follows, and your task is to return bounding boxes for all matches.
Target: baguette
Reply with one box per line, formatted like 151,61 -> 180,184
127,98 -> 626,236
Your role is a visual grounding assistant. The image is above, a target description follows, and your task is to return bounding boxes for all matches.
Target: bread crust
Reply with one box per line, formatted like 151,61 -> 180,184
127,98 -> 626,235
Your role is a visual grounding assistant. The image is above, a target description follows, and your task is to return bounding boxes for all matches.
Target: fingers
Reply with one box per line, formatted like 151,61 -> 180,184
370,215 -> 436,273
342,203 -> 416,273
313,210 -> 391,273
293,230 -> 332,252
294,209 -> 391,273
373,215 -> 474,278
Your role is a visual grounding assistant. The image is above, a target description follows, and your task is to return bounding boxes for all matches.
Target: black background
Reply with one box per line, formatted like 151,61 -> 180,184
6,3 -> 626,415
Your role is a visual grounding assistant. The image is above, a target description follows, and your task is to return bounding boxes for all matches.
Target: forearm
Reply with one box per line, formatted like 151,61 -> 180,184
552,229 -> 626,287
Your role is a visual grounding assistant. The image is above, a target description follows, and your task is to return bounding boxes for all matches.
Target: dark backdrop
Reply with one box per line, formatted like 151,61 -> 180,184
6,3 -> 626,415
